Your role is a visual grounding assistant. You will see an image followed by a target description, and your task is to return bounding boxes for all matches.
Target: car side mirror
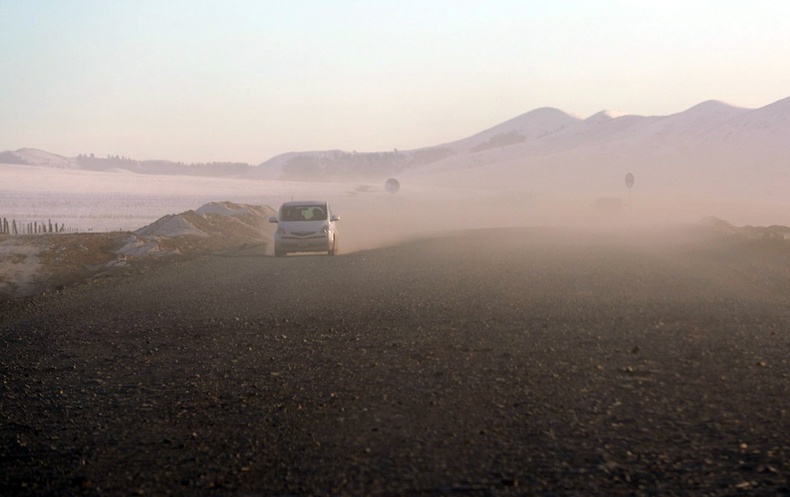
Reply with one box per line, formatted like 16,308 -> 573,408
268,216 -> 278,223
330,215 -> 340,222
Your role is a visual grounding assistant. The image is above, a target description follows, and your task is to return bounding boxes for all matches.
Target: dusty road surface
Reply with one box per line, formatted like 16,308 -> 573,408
2,225 -> 790,496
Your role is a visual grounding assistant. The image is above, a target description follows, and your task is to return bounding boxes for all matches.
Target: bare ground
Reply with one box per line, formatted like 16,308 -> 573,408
0,202 -> 275,301
2,224 -> 790,496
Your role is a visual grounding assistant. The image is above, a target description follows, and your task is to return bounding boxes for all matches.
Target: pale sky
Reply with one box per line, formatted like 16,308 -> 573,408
1,0 -> 789,164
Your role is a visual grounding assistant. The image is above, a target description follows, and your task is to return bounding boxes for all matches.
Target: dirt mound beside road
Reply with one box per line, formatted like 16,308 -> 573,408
701,216 -> 790,240
120,202 -> 275,258
0,202 -> 275,301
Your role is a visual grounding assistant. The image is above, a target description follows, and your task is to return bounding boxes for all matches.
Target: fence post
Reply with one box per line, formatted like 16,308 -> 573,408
0,219 -> 71,235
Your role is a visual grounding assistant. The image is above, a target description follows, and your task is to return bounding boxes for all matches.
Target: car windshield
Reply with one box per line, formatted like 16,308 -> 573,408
281,205 -> 327,221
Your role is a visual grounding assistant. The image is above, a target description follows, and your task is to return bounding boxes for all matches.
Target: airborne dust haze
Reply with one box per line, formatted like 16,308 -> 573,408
1,157 -> 789,256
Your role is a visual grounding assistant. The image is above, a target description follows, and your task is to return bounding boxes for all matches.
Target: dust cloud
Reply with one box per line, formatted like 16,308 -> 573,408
323,174 -> 790,256
2,156 -> 788,257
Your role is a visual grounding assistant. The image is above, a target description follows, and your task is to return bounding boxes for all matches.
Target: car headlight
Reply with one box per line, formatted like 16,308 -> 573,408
321,224 -> 329,234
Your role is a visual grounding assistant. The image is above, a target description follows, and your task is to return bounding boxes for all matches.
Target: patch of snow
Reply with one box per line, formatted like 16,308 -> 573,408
116,237 -> 163,257
0,238 -> 43,300
10,148 -> 78,168
585,110 -> 629,123
449,107 -> 582,151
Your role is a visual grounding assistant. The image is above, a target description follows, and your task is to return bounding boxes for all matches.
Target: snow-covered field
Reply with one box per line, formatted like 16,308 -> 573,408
0,164 -> 347,232
3,161 -> 790,246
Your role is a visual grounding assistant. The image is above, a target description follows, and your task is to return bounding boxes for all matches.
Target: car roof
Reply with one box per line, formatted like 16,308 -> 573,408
280,200 -> 327,207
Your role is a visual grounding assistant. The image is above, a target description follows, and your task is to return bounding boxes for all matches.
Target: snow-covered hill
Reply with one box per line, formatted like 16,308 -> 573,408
248,96 -> 789,194
4,97 -> 788,184
0,148 -> 78,168
444,107 -> 582,152
392,97 -> 789,204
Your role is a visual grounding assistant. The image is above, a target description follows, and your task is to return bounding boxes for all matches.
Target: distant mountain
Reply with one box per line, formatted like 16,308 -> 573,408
251,107 -> 587,179
254,97 -> 789,183
248,147 -> 454,181
0,148 -> 77,168
584,110 -> 628,124
447,107 -> 582,151
2,97 -> 788,191
430,97 -> 789,202
0,149 -> 252,178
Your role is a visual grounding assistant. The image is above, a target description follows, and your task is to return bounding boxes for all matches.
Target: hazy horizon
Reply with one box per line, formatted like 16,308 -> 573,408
2,1 -> 790,164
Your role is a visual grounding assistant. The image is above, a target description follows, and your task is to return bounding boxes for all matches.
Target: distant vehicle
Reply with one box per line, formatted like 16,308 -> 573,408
269,201 -> 340,256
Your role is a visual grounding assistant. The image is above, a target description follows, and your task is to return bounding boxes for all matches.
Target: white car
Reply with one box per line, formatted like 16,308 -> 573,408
269,201 -> 340,256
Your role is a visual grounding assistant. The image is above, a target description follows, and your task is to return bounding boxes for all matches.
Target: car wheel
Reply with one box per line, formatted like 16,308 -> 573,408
328,236 -> 337,256
274,245 -> 286,257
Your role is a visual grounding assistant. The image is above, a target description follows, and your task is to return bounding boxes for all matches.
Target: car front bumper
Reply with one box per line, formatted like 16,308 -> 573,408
275,235 -> 332,253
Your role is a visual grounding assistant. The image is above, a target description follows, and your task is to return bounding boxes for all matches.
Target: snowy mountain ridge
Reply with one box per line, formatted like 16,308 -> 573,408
2,96 -> 789,184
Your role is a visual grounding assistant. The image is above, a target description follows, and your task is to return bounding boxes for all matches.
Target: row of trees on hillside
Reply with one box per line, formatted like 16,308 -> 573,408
75,155 -> 251,177
281,148 -> 453,180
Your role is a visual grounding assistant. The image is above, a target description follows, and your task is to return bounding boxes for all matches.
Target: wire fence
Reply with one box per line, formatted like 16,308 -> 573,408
0,217 -> 76,235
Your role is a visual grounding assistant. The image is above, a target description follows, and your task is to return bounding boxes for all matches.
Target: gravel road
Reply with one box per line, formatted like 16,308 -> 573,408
2,226 -> 790,496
